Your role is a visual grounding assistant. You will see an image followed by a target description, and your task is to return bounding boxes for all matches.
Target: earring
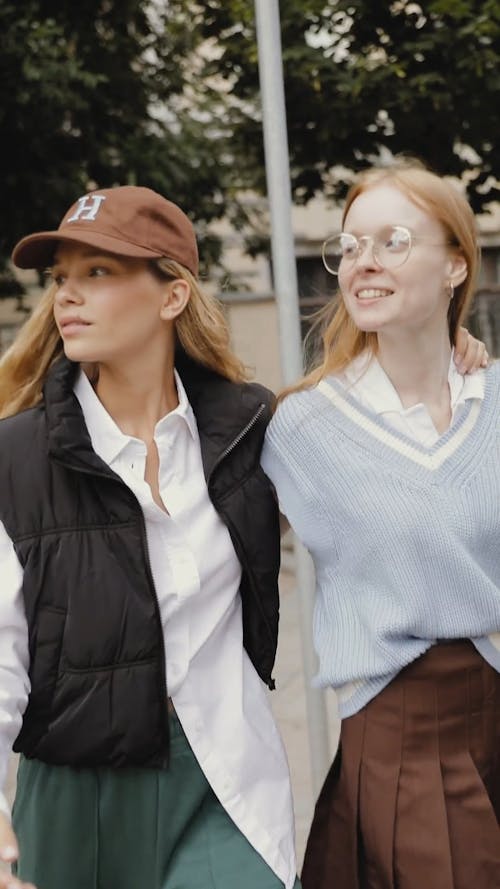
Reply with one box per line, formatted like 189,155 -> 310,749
446,280 -> 454,300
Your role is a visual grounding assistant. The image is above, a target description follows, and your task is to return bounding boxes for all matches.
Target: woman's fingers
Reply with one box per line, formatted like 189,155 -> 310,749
0,861 -> 36,888
0,816 -> 36,888
1,881 -> 37,889
0,814 -> 18,868
454,327 -> 488,373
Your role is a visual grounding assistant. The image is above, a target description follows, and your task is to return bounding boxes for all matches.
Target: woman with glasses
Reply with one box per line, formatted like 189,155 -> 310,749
261,158 -> 500,889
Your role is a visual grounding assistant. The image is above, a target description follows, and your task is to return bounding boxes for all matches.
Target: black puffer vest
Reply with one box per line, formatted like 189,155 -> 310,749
0,354 -> 280,767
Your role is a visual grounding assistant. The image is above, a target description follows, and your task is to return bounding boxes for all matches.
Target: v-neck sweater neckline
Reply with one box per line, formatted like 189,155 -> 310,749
316,361 -> 499,481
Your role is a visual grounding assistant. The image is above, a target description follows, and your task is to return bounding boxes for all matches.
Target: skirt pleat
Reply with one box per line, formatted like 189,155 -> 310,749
358,679 -> 405,889
394,673 -> 454,889
299,711 -> 365,889
301,641 -> 500,889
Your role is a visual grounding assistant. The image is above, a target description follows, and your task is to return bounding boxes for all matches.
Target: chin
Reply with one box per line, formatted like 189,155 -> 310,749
352,318 -> 383,333
62,342 -> 103,364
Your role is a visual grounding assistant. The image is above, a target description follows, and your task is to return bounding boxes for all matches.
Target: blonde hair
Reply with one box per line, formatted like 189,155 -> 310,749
0,257 -> 248,419
0,285 -> 62,418
281,158 -> 479,401
153,258 -> 248,383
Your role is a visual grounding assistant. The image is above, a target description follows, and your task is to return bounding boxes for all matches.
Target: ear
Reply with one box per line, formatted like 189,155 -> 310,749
159,279 -> 191,322
446,251 -> 468,288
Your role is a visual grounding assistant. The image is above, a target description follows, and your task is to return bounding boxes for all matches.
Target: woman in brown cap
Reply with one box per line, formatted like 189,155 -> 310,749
0,185 -> 301,889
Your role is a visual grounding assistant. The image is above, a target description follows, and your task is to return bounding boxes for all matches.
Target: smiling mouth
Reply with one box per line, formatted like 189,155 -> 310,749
356,288 -> 393,300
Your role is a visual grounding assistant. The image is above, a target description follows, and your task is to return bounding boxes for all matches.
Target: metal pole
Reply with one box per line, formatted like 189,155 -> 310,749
254,0 -> 331,798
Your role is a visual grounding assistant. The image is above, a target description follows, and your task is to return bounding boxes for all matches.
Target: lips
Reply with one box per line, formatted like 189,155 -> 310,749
59,317 -> 91,334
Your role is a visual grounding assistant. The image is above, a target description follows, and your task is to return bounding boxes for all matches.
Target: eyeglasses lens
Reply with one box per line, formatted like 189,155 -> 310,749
322,226 -> 412,275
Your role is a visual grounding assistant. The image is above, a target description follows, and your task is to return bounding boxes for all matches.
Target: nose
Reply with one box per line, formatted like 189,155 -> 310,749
356,236 -> 380,270
53,276 -> 84,307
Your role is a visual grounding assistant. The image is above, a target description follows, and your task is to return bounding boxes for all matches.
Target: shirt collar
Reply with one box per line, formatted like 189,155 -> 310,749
342,349 -> 485,416
73,368 -> 197,466
447,349 -> 485,406
156,370 -> 198,441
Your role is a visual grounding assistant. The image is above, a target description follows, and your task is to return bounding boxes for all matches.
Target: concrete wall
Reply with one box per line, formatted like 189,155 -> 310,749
223,295 -> 283,391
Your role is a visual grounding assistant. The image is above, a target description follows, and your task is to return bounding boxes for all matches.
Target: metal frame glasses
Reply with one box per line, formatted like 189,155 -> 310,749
321,225 -> 449,276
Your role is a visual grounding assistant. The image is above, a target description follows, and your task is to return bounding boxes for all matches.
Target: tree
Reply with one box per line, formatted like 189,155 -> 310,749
4,0 -> 500,290
0,0 -> 235,279
193,0 -> 500,210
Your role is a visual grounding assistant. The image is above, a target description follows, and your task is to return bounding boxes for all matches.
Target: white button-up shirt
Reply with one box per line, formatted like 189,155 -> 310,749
338,349 -> 485,444
0,370 -> 297,888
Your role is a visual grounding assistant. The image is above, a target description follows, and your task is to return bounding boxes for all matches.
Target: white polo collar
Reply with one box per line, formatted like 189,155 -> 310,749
73,367 -> 198,465
342,349 -> 485,416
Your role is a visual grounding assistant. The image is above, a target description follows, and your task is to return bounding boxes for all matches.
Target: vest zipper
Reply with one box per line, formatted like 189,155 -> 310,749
207,403 -> 277,689
207,403 -> 266,483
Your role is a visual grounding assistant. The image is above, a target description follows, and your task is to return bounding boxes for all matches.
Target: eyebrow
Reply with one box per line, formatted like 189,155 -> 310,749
343,223 -> 411,234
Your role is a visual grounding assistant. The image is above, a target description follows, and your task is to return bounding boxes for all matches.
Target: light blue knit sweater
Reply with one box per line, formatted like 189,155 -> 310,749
261,361 -> 500,718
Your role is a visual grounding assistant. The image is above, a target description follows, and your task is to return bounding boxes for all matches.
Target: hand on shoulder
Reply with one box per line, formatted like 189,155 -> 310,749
454,327 -> 488,374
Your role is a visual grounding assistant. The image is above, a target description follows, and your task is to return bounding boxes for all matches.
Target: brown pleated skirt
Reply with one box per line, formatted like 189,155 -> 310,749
301,641 -> 500,889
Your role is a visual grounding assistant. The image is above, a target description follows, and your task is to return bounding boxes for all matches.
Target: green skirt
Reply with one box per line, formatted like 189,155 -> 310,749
13,714 -> 300,889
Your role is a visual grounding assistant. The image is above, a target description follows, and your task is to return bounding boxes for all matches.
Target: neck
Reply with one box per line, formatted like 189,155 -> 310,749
375,327 -> 452,410
91,357 -> 179,441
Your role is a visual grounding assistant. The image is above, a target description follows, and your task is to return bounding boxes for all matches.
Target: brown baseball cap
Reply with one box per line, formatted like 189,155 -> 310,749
11,185 -> 199,277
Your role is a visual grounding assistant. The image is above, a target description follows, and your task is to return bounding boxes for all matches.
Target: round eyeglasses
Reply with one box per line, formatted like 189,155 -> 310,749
321,225 -> 446,276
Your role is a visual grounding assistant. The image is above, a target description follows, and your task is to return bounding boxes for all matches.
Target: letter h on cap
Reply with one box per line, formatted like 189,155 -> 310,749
66,195 -> 107,223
